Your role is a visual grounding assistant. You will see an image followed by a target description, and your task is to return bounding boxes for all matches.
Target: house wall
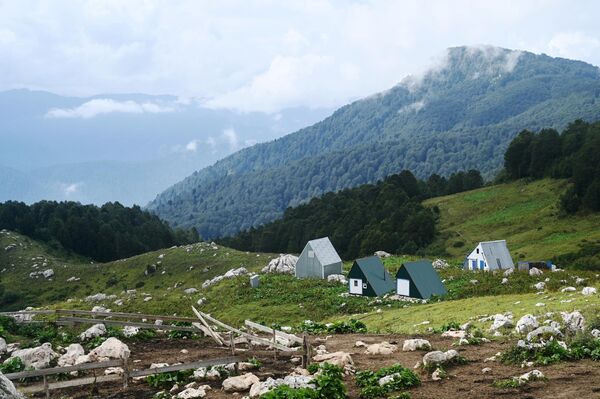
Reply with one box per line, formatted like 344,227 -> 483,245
296,243 -> 323,278
464,244 -> 488,271
348,265 -> 377,297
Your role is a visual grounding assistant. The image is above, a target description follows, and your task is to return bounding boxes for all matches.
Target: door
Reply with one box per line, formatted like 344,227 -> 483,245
397,279 -> 410,296
349,278 -> 363,295
480,260 -> 485,270
471,260 -> 477,270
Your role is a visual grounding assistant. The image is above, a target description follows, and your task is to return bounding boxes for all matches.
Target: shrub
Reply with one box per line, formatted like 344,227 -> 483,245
261,363 -> 346,399
492,378 -> 521,389
167,322 -> 196,339
355,364 -> 420,399
298,319 -> 367,334
147,370 -> 193,389
0,357 -> 25,373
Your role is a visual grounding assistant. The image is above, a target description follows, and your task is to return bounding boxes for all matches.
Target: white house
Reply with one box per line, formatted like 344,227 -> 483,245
463,240 -> 514,271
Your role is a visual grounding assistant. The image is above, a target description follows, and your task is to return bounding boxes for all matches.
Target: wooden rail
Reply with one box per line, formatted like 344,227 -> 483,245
244,320 -> 303,345
56,317 -> 198,332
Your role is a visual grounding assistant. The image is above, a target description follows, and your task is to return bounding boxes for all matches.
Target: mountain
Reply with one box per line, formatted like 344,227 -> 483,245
0,89 -> 332,205
148,46 -> 600,238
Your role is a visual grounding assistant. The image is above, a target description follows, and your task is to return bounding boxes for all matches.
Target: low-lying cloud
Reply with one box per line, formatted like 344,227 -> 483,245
45,99 -> 175,119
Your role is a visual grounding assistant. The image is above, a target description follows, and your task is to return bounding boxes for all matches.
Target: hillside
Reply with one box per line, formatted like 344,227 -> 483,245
425,179 -> 600,265
148,46 -> 600,238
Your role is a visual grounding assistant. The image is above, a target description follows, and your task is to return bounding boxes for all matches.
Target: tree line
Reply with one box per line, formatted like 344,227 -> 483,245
219,170 -> 483,259
0,201 -> 199,262
503,119 -> 600,213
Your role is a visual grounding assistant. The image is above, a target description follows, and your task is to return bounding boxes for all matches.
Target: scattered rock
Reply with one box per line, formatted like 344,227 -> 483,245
374,251 -> 391,258
489,314 -> 513,332
249,376 -> 314,398
177,385 -> 211,398
501,278 -> 509,285
9,343 -> 58,369
262,254 -> 298,274
365,342 -> 397,355
184,288 -> 198,295
482,367 -> 492,374
312,351 -> 353,369
202,267 -> 248,289
222,373 -> 260,392
89,337 -> 130,360
402,339 -> 431,351
80,324 -> 107,340
582,287 -> 597,296
432,259 -> 449,269
529,267 -> 543,276
503,268 -> 514,277
58,344 -> 85,367
517,369 -> 544,384
431,368 -> 444,381
526,326 -> 563,343
533,282 -> 545,291
122,326 -> 139,338
354,341 -> 367,348
515,314 -> 539,334
327,274 -> 347,284
561,311 -> 586,333
0,371 -> 23,398
422,349 -> 459,367
561,287 -> 576,292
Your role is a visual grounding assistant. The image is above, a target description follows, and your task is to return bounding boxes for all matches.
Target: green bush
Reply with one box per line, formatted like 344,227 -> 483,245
0,357 -> 25,373
355,364 -> 420,399
298,319 -> 367,334
261,363 -> 346,399
147,370 -> 193,389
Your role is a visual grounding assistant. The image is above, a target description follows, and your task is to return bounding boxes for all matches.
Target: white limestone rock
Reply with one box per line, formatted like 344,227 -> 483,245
374,251 -> 391,258
9,343 -> 58,369
515,314 -> 539,334
222,373 -> 260,392
89,337 -> 130,360
364,342 -> 397,355
561,311 -> 586,333
327,274 -> 348,284
402,339 -> 431,351
58,344 -> 85,367
0,371 -> 22,398
262,254 -> 298,274
582,287 -> 597,296
79,323 -> 107,340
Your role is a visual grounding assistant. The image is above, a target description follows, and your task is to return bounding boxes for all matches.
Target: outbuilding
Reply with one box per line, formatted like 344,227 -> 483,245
295,237 -> 343,279
348,256 -> 395,297
463,240 -> 514,271
395,259 -> 446,299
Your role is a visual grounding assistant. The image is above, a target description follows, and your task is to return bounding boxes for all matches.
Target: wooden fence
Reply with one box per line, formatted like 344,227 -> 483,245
5,356 -> 240,398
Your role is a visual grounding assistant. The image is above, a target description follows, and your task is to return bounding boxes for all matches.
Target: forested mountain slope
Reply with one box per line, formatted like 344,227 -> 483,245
148,46 -> 600,238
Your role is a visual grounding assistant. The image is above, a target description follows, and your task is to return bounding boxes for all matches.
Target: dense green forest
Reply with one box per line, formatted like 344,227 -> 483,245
220,170 -> 483,259
0,201 -> 198,261
149,46 -> 600,239
503,119 -> 600,213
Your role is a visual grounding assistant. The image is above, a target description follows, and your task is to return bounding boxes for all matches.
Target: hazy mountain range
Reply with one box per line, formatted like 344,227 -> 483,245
0,89 -> 332,205
147,46 -> 600,238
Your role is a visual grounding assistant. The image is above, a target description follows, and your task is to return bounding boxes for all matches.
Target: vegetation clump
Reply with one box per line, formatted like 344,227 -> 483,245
355,364 -> 420,399
261,363 -> 347,399
298,319 -> 367,334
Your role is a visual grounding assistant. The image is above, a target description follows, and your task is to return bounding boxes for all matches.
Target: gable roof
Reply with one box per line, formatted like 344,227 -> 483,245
307,237 -> 342,266
397,259 -> 447,299
353,256 -> 395,296
479,240 -> 513,269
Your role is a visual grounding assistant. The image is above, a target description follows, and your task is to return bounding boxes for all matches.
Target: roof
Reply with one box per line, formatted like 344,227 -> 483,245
397,260 -> 446,299
307,237 -> 342,266
354,256 -> 395,296
480,240 -> 513,269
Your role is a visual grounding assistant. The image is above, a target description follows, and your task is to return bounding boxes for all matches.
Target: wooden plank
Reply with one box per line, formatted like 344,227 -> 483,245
244,320 -> 302,345
0,310 -> 56,316
6,359 -> 123,380
195,310 -> 295,352
18,374 -> 122,394
191,306 -> 224,346
55,309 -> 199,323
129,356 -> 241,378
56,317 -> 198,332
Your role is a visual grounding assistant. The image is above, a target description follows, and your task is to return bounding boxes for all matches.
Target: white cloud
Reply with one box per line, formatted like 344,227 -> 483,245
222,128 -> 239,150
1,1 -> 599,112
185,140 -> 198,152
45,99 -> 175,119
63,182 -> 81,196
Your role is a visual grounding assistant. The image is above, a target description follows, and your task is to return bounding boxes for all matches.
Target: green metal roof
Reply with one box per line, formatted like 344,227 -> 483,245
353,256 -> 395,296
396,259 -> 447,299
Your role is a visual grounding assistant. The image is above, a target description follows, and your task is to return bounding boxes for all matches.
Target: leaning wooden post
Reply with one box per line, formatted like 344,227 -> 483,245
302,334 -> 308,368
272,329 -> 277,360
230,332 -> 235,355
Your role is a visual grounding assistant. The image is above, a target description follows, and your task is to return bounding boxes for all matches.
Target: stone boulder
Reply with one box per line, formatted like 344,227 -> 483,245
402,339 -> 431,352
177,385 -> 211,398
184,288 -> 198,295
374,251 -> 391,258
202,267 -> 248,289
489,314 -> 513,332
515,314 -> 539,334
582,287 -> 597,296
327,274 -> 348,284
262,254 -> 298,274
365,342 -> 397,355
222,373 -> 260,392
533,282 -> 545,291
529,267 -> 543,276
58,344 -> 85,367
0,371 -> 23,398
312,351 -> 353,368
79,323 -> 107,340
89,337 -> 130,360
42,269 -> 54,278
561,311 -> 586,333
432,259 -> 449,269
422,349 -> 459,367
526,326 -> 563,343
9,343 -> 58,369
122,326 -> 139,337
517,369 -> 544,384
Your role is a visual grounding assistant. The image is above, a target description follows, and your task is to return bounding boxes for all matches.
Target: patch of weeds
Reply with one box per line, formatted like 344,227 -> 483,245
84,335 -> 107,351
167,322 -> 197,339
247,357 -> 262,369
492,378 -> 521,389
432,321 -> 460,334
355,364 -> 420,399
126,328 -> 158,341
261,363 -> 346,399
0,357 -> 25,373
298,319 -> 366,334
499,335 -> 600,366
146,369 -> 193,389
422,355 -> 468,373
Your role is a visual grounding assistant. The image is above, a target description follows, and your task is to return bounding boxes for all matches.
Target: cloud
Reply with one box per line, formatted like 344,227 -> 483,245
63,182 -> 81,196
222,128 -> 239,150
185,140 -> 198,152
548,32 -> 600,61
45,99 -> 175,119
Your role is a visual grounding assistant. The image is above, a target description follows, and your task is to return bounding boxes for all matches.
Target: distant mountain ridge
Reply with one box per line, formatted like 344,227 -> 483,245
148,46 -> 600,238
0,89 -> 332,205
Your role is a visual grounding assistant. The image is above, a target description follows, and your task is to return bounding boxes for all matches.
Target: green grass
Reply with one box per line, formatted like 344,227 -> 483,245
424,179 -> 600,265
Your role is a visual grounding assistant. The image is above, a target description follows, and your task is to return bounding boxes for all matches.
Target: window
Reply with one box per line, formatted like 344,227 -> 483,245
353,280 -> 358,286
308,250 -> 314,258
476,248 -> 479,254
362,283 -> 367,289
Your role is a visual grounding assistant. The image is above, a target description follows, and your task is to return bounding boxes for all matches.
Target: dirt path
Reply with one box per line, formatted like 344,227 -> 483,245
26,334 -> 600,398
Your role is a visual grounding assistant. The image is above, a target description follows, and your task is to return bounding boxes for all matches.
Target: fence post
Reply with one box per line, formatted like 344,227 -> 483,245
302,334 -> 309,368
272,329 -> 277,361
230,332 -> 235,355
43,375 -> 49,399
122,356 -> 129,388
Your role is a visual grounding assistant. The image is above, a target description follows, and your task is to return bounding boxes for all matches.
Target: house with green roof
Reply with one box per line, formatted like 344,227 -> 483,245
348,256 -> 395,297
395,259 -> 447,299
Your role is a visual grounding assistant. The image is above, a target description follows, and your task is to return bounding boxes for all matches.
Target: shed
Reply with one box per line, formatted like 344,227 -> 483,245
395,259 -> 446,299
250,275 -> 260,288
295,237 -> 343,279
517,261 -> 553,272
348,256 -> 395,297
463,240 -> 514,271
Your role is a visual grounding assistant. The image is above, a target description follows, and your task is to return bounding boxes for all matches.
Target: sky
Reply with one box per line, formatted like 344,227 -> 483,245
1,0 -> 600,113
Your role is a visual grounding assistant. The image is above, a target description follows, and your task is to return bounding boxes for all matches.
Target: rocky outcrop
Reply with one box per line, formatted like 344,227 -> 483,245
89,338 -> 130,360
262,254 -> 298,274
202,267 -> 248,289
0,371 -> 22,398
402,339 -> 431,351
327,274 -> 348,284
58,344 -> 85,367
515,314 -> 539,334
365,342 -> 397,355
9,343 -> 58,369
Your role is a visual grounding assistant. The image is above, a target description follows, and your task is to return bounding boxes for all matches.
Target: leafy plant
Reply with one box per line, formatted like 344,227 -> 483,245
298,319 -> 367,334
261,363 -> 346,399
146,370 -> 193,389
355,364 -> 420,398
0,357 -> 25,373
